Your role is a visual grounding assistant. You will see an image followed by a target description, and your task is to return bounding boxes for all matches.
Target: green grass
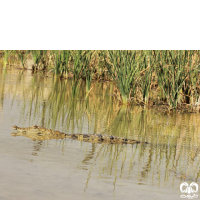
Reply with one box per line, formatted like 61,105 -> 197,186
15,50 -> 29,69
5,50 -> 200,110
154,50 -> 200,109
106,50 -> 141,104
3,50 -> 11,66
31,50 -> 47,70
53,50 -> 70,78
138,51 -> 154,104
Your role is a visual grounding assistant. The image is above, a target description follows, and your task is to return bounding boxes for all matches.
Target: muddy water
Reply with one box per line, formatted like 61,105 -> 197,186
0,67 -> 200,200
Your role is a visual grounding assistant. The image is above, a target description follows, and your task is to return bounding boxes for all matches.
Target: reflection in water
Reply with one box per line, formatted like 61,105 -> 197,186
32,140 -> 43,156
1,67 -> 200,199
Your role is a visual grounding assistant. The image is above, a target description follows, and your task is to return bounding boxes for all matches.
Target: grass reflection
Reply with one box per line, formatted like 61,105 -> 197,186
1,71 -> 200,189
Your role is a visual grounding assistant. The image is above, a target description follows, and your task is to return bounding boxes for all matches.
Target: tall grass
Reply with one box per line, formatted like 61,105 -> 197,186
138,51 -> 154,104
154,50 -> 199,109
3,50 -> 11,66
53,50 -> 97,95
31,50 -> 42,66
15,50 -> 29,69
31,50 -> 48,71
69,50 -> 97,93
53,50 -> 70,78
82,50 -> 96,93
4,50 -> 200,110
106,50 -> 140,104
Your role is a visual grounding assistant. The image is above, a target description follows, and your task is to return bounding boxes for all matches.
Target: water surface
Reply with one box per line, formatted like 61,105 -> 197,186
0,66 -> 200,200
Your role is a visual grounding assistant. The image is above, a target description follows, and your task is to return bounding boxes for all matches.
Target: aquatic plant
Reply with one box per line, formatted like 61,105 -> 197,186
138,51 -> 154,104
31,50 -> 47,71
31,50 -> 41,66
3,50 -> 11,66
53,50 -> 71,78
70,50 -> 85,97
4,50 -> 200,111
81,50 -> 97,92
66,50 -> 97,93
154,50 -> 199,109
15,50 -> 29,69
106,50 -> 140,104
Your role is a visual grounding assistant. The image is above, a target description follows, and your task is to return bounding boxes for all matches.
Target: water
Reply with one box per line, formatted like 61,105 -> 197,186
0,66 -> 200,199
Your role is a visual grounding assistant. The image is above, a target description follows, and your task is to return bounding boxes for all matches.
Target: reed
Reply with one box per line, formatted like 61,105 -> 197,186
70,50 -> 85,97
4,50 -> 200,110
182,51 -> 200,104
138,50 -> 154,104
15,50 -> 29,69
81,50 -> 97,92
65,50 -> 97,93
53,50 -> 70,78
31,50 -> 42,66
31,50 -> 48,71
154,50 -> 199,109
3,50 -> 11,66
107,50 -> 140,104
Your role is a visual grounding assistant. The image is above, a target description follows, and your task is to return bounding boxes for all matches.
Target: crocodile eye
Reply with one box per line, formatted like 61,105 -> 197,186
110,136 -> 114,140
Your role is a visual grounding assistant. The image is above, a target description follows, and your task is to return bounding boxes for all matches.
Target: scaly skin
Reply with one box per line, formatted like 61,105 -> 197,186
11,125 -> 148,144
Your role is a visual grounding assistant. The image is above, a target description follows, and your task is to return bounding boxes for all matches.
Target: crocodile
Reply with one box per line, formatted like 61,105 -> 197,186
11,125 -> 148,144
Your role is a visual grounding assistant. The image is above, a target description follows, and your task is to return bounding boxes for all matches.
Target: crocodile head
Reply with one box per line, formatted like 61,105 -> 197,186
11,125 -> 40,132
11,125 -> 18,130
